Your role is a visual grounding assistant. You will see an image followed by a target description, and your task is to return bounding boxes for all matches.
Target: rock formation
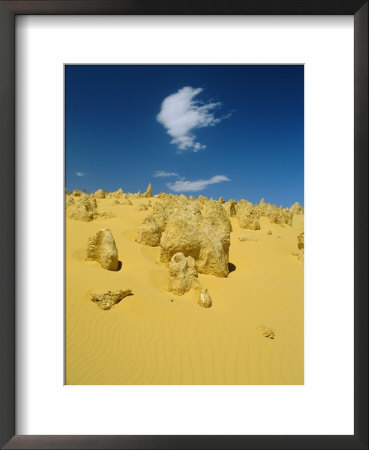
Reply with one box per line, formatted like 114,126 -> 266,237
160,216 -> 202,264
67,196 -> 98,222
160,210 -> 230,278
202,201 -> 232,234
135,197 -> 231,278
86,228 -> 119,270
151,202 -> 167,231
143,183 -> 152,197
94,189 -> 106,199
113,188 -> 124,198
71,189 -> 84,197
290,201 -> 304,215
224,199 -> 237,217
168,252 -> 198,295
65,195 -> 74,208
292,231 -> 304,262
135,215 -> 161,246
237,202 -> 261,230
90,289 -> 132,310
269,208 -> 293,226
297,231 -> 304,249
167,252 -> 212,307
198,286 -> 212,308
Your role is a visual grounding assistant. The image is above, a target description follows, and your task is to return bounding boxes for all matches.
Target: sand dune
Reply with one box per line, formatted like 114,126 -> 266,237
66,193 -> 304,385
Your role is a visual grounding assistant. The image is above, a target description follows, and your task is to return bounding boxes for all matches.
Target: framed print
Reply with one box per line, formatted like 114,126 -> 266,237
0,1 -> 367,449
64,63 -> 305,387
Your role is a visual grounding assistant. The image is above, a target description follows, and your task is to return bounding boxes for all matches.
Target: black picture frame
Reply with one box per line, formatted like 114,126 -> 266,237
0,1 -> 367,449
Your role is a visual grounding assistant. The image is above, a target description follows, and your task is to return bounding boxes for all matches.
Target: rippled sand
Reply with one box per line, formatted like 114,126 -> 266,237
66,197 -> 304,385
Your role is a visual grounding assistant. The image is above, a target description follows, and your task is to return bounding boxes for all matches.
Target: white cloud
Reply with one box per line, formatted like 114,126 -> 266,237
157,86 -> 225,152
153,170 -> 179,178
167,175 -> 230,192
76,171 -> 84,177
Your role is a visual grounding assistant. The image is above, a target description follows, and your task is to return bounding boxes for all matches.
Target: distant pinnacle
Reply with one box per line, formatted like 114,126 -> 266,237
143,183 -> 152,197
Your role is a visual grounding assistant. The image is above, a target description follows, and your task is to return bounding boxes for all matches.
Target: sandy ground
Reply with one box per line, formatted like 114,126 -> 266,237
66,197 -> 304,385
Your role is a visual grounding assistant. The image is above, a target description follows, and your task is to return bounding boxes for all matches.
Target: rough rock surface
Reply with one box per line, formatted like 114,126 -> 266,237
136,215 -> 161,246
237,203 -> 261,230
160,216 -> 202,264
90,289 -> 132,310
224,199 -> 237,217
198,286 -> 212,308
159,201 -> 230,277
202,201 -> 232,234
168,252 -> 198,295
135,197 -> 231,278
86,228 -> 119,270
67,196 -> 98,222
198,202 -> 231,277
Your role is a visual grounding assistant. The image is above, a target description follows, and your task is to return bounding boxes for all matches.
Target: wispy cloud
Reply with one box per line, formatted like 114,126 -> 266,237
76,171 -> 84,177
157,86 -> 228,152
153,170 -> 179,178
167,175 -> 230,192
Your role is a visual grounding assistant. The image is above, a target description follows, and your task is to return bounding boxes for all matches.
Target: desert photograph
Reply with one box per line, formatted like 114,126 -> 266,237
65,65 -> 304,385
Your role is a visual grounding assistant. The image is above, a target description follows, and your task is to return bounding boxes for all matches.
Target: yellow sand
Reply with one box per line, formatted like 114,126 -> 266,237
66,197 -> 304,385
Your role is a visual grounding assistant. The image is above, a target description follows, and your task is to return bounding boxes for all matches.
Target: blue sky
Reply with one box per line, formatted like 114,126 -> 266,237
65,65 -> 304,207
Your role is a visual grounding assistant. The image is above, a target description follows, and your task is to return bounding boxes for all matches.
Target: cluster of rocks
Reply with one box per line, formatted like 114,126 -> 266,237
65,183 -> 154,221
99,183 -> 153,200
83,229 -> 132,310
239,198 -> 296,228
67,194 -> 98,222
136,197 -> 232,278
66,187 -> 304,309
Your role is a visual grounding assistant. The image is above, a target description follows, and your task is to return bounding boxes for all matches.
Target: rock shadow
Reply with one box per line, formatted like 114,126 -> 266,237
228,262 -> 236,273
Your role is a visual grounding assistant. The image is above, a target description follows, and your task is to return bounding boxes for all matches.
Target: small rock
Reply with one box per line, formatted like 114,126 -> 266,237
199,286 -> 212,308
90,289 -> 132,310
